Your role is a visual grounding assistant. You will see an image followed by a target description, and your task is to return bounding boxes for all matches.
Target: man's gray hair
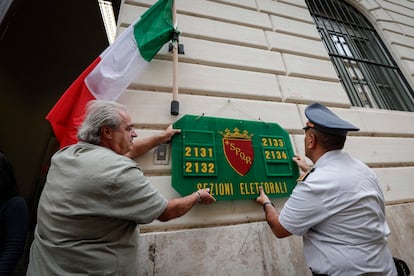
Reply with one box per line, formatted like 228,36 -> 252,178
77,100 -> 128,144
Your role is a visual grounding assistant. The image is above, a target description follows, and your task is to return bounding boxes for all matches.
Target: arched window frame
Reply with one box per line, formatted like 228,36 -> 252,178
305,0 -> 414,112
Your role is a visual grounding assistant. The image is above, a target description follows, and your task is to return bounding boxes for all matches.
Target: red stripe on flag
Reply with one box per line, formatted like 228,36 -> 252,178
46,57 -> 101,148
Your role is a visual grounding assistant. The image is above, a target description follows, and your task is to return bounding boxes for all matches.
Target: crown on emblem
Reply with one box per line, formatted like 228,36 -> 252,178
220,128 -> 253,140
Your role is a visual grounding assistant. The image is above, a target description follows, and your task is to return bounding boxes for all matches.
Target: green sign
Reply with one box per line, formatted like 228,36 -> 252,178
171,115 -> 299,200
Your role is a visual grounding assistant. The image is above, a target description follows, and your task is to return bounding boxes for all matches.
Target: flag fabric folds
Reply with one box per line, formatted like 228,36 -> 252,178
46,0 -> 174,148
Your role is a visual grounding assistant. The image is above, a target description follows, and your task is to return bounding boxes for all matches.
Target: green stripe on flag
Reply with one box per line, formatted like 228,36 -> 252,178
134,0 -> 174,62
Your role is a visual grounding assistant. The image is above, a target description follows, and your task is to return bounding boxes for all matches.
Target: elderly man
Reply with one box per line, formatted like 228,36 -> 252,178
256,103 -> 396,275
27,100 -> 215,275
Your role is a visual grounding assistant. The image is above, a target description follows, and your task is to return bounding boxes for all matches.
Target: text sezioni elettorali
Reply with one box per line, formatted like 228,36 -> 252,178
196,181 -> 288,196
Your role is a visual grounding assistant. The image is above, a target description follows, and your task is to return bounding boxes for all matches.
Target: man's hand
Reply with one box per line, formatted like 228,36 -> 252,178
158,124 -> 181,144
126,125 -> 181,159
195,188 -> 216,204
256,186 -> 270,206
255,186 -> 292,238
158,188 -> 216,221
292,155 -> 311,172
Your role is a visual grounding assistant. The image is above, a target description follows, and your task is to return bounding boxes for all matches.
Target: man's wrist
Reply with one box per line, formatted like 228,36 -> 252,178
155,134 -> 163,146
195,191 -> 201,204
262,201 -> 274,211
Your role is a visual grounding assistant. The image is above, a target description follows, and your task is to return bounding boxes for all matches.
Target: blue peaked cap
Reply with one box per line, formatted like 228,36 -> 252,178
304,103 -> 359,136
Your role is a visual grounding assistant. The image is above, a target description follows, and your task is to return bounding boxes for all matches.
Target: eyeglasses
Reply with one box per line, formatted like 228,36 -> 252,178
303,125 -> 313,131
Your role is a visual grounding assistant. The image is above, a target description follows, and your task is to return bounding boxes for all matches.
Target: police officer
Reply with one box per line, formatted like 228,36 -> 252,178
256,103 -> 397,275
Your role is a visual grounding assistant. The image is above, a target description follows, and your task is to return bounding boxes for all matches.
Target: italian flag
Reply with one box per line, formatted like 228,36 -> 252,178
46,0 -> 174,148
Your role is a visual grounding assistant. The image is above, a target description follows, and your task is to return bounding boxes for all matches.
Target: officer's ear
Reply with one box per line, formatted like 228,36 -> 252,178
307,133 -> 317,149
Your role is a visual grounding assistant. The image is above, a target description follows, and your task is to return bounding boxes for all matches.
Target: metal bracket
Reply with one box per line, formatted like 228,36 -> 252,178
169,43 -> 185,54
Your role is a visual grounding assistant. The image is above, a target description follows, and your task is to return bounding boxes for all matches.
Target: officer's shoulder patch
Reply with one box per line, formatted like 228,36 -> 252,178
297,168 -> 315,182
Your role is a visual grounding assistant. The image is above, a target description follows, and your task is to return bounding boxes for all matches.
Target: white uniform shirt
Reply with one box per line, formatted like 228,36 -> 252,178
279,150 -> 397,275
27,142 -> 168,276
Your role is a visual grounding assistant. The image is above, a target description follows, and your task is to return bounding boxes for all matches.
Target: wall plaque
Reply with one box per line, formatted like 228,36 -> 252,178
171,115 -> 299,200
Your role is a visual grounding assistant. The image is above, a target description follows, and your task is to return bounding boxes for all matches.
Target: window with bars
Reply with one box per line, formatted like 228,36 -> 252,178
305,0 -> 414,112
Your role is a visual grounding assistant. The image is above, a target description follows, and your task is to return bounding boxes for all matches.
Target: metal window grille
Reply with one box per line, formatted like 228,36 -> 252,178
305,0 -> 414,112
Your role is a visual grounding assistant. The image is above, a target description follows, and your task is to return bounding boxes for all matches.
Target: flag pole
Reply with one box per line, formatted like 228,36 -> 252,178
170,0 -> 179,115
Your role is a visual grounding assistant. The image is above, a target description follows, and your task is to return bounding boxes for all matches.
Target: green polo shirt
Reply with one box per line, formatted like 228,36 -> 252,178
27,142 -> 168,275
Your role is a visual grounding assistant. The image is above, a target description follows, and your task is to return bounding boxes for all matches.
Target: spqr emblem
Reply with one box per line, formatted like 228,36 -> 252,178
220,128 -> 254,176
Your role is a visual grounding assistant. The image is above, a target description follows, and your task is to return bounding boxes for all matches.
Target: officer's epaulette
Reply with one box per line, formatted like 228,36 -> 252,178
296,167 -> 315,182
